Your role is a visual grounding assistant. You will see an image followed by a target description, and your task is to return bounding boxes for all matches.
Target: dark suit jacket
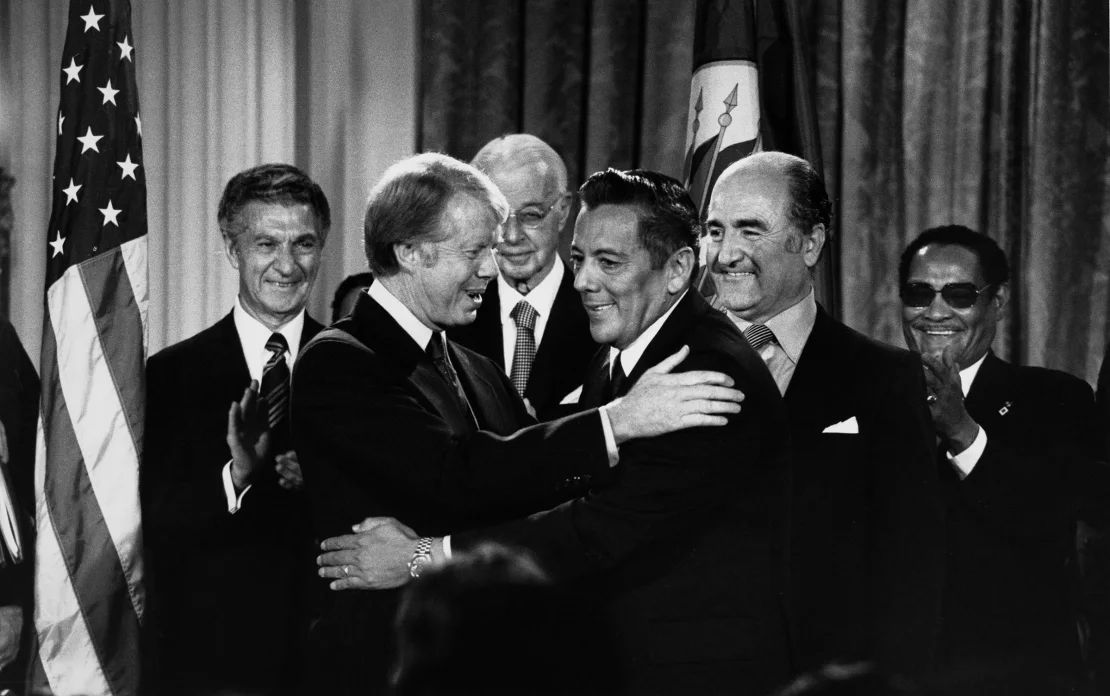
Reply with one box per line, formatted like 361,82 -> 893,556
783,307 -> 945,675
448,267 -> 596,419
940,352 -> 1110,688
142,312 -> 322,696
453,291 -> 793,696
291,290 -> 610,696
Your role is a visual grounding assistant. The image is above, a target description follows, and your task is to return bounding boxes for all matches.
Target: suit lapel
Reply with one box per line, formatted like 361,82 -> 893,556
579,347 -> 612,409
784,306 -> 846,433
964,352 -> 1010,426
527,271 -> 576,400
619,291 -> 702,395
214,312 -> 252,390
475,282 -> 505,368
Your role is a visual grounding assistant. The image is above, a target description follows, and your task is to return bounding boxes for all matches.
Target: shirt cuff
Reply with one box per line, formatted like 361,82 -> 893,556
442,535 -> 453,560
221,461 -> 252,514
947,425 -> 987,480
597,403 -> 620,467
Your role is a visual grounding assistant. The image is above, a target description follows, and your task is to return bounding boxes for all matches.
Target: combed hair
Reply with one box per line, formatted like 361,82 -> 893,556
578,168 -> 701,270
217,163 -> 331,243
363,153 -> 508,276
898,225 -> 1009,289
776,153 -> 832,236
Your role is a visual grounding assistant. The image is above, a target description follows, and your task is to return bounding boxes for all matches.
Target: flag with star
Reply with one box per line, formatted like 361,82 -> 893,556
34,1 -> 146,694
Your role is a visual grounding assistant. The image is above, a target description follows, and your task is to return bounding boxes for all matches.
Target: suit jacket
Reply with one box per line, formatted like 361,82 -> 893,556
448,268 -> 596,419
291,290 -> 610,696
940,352 -> 1110,687
783,307 -> 945,675
142,312 -> 322,696
453,290 -> 793,696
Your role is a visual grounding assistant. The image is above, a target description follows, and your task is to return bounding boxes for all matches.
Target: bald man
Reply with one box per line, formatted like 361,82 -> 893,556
449,134 -> 596,418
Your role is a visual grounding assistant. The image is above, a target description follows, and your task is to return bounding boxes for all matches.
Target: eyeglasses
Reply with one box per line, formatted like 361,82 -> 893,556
899,282 -> 994,310
504,198 -> 561,229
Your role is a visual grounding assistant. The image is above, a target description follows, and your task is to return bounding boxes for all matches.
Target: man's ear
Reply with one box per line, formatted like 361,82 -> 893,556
666,247 -> 696,294
553,192 -> 575,229
222,234 -> 239,270
802,224 -> 826,269
990,282 -> 1009,314
394,241 -> 422,271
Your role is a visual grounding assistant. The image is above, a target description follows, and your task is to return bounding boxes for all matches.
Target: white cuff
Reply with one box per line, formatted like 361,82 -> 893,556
948,425 -> 987,480
442,535 -> 453,560
221,461 -> 252,513
597,404 -> 620,467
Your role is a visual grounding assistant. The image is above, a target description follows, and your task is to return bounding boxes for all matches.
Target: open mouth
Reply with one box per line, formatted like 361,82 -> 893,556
916,326 -> 960,335
465,290 -> 484,303
584,303 -> 614,314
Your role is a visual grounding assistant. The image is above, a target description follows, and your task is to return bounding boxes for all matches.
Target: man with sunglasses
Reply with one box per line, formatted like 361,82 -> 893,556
899,225 -> 1108,693
703,152 -> 944,676
449,134 -> 596,419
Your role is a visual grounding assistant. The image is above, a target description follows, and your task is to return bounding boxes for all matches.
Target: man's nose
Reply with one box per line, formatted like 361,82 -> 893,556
714,230 -> 748,267
924,291 -> 953,319
273,244 -> 296,273
500,217 -> 523,245
477,247 -> 498,278
573,262 -> 594,293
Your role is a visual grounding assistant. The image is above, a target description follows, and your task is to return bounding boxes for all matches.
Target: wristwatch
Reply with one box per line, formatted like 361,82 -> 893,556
407,536 -> 434,578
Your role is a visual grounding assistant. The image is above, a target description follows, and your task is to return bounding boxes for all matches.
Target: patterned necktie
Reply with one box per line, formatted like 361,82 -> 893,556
427,331 -> 477,425
743,324 -> 776,353
260,332 -> 290,450
509,300 -> 538,397
607,352 -> 627,401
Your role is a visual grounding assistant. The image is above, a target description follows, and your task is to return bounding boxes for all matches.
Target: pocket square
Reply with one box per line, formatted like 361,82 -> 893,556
559,385 -> 583,405
822,417 -> 859,434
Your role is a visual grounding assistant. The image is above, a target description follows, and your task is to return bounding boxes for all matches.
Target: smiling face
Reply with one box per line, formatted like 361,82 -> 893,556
901,243 -> 1005,368
407,193 -> 501,330
224,201 -> 323,331
570,204 -> 684,350
486,159 -> 568,293
704,165 -> 823,324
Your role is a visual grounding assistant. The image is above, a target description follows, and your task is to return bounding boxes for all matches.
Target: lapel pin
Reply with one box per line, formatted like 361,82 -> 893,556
998,401 -> 1011,416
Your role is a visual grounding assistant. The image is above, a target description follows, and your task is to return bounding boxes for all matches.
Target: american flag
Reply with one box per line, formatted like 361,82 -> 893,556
33,1 -> 146,694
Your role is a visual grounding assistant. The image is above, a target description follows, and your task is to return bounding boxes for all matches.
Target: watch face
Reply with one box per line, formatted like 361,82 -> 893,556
409,554 -> 431,578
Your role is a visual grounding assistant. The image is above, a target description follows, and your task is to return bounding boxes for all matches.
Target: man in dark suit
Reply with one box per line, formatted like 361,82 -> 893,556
142,164 -> 331,695
899,225 -> 1110,694
293,156 -> 745,695
0,318 -> 38,691
703,152 -> 945,676
449,134 -> 595,418
316,168 -> 792,695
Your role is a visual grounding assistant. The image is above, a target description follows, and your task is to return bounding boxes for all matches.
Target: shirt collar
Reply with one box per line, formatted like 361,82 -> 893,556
232,295 -> 306,361
367,279 -> 435,351
609,290 -> 687,377
958,353 -> 988,396
724,288 -> 816,363
497,257 -> 564,323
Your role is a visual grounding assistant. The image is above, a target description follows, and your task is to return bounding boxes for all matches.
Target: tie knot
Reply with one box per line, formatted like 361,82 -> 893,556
265,332 -> 289,357
426,331 -> 446,360
510,300 -> 538,331
743,324 -> 776,352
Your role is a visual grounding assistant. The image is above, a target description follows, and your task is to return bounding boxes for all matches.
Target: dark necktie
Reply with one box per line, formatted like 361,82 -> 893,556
427,331 -> 477,425
606,352 -> 627,401
509,300 -> 538,397
743,324 -> 776,354
260,332 -> 291,451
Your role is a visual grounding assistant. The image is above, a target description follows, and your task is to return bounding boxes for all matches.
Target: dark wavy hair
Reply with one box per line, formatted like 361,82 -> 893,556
217,163 -> 331,244
898,225 -> 1009,290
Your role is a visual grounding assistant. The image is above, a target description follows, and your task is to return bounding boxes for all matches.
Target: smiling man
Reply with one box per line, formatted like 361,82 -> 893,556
313,168 -> 792,695
291,156 -> 746,695
142,163 -> 331,695
449,134 -> 595,418
899,225 -> 1109,693
704,152 -> 944,676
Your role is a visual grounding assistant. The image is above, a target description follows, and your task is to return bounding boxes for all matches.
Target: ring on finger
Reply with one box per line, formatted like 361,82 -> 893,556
925,394 -> 938,404
342,565 -> 350,577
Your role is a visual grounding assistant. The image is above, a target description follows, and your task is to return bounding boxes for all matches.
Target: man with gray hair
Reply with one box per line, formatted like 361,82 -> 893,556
450,134 -> 595,418
292,153 -> 745,695
143,163 -> 331,695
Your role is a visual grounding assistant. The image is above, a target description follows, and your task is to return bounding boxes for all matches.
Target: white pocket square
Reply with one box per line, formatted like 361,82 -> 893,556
822,417 -> 859,434
559,385 -> 583,405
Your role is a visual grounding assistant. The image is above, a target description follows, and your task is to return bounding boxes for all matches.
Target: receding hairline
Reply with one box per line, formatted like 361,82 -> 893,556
471,134 -> 568,195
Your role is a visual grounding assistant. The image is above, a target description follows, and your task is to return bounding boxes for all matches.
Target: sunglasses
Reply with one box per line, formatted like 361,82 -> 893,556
899,282 -> 994,310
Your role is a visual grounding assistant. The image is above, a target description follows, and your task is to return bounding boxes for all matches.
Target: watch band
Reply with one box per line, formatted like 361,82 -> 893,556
408,536 -> 434,578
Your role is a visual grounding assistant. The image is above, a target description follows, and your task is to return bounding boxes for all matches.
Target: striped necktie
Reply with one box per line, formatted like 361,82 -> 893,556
260,332 -> 290,451
743,324 -> 776,353
427,331 -> 478,426
509,300 -> 538,397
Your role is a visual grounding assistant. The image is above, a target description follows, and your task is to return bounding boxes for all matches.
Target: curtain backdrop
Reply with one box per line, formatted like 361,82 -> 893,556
2,0 -> 1108,382
813,0 -> 1110,382
0,0 -> 417,361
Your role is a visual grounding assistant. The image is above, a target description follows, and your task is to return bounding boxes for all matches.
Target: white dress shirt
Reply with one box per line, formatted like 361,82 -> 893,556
497,259 -> 564,375
719,288 -> 817,395
222,297 -> 307,513
608,291 -> 687,378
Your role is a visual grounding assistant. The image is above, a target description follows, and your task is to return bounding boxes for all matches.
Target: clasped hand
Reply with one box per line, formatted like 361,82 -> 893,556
317,517 -> 419,590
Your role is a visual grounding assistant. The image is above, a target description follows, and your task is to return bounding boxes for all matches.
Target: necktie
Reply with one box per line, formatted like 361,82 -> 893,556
260,333 -> 290,451
427,332 -> 477,425
607,352 -> 627,401
509,300 -> 538,397
743,324 -> 776,353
